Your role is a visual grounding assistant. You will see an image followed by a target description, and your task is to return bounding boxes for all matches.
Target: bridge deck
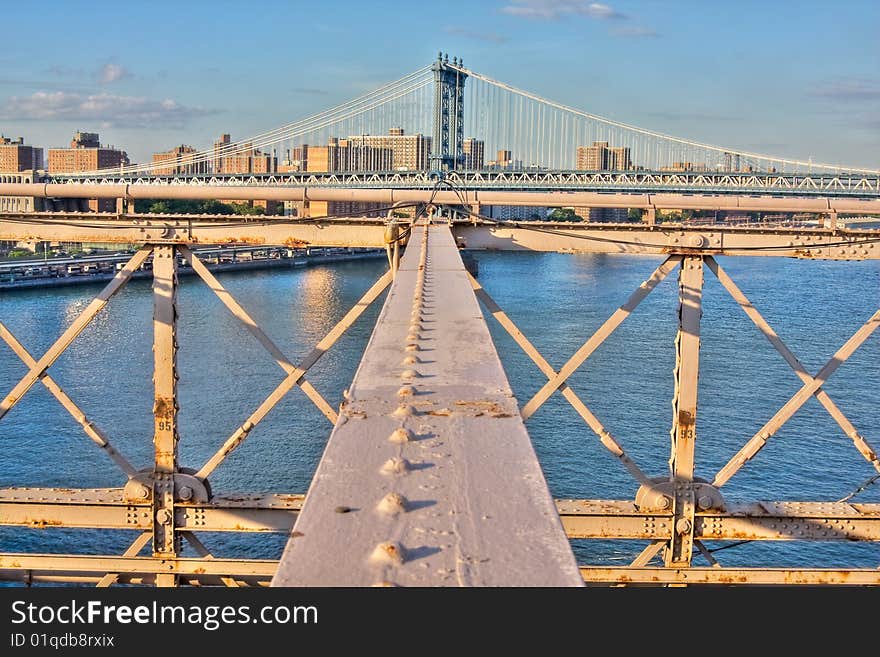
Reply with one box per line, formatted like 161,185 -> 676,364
271,222 -> 582,586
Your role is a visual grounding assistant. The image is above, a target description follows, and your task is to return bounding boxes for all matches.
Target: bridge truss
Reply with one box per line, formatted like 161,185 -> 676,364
1,195 -> 879,585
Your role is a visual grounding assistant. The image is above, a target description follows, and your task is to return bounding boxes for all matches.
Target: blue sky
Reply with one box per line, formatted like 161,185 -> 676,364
1,0 -> 878,167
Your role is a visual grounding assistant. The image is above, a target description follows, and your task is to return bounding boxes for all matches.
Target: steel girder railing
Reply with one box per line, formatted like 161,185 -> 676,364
1,228 -> 879,586
471,254 -> 880,585
0,245 -> 392,587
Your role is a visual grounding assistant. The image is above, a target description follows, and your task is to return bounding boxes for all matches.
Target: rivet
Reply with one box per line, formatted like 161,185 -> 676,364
370,541 -> 406,565
397,385 -> 414,397
406,332 -> 419,341
380,457 -> 411,475
334,505 -> 352,514
377,492 -> 409,515
402,355 -> 420,365
392,405 -> 414,418
405,343 -> 420,351
401,369 -> 420,380
388,427 -> 414,443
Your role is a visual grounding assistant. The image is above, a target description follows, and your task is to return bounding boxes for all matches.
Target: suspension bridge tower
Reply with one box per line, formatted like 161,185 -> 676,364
430,52 -> 467,171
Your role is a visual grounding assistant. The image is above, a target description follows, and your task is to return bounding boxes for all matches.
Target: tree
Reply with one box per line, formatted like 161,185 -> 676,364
547,208 -> 582,222
627,208 -> 643,222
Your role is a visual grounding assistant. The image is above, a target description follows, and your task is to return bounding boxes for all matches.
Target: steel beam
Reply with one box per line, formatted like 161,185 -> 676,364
151,245 -> 181,586
666,256 -> 704,567
2,214 -> 879,260
2,183 -> 880,212
4,489 -> 878,541
271,221 -> 583,586
0,488 -> 303,532
557,499 -> 880,540
455,223 -> 880,259
579,566 -> 880,586
0,553 -> 278,578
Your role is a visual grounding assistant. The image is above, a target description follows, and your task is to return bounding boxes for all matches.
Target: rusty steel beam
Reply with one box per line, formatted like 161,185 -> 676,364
4,490 -> 879,541
150,245 -> 180,587
0,213 -> 389,247
2,213 -> 879,259
0,553 -> 278,578
557,499 -> 880,540
666,256 -> 704,567
455,223 -> 880,259
271,221 -> 583,587
0,488 -> 303,532
579,566 -> 880,586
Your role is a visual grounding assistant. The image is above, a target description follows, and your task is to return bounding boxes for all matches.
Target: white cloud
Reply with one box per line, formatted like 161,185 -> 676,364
612,25 -> 659,38
1,91 -> 216,128
501,1 -> 625,20
810,78 -> 880,101
99,63 -> 130,84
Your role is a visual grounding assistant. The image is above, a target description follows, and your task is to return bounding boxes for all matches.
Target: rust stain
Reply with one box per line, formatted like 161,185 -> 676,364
453,399 -> 513,418
27,519 -> 62,528
283,237 -> 309,248
154,397 -> 176,419
223,236 -> 266,246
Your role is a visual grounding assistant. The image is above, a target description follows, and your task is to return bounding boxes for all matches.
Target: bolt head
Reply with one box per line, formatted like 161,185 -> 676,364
676,518 -> 692,534
697,495 -> 713,510
178,485 -> 193,501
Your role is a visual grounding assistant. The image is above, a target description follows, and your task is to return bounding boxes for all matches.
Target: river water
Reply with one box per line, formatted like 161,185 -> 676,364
1,252 -> 878,571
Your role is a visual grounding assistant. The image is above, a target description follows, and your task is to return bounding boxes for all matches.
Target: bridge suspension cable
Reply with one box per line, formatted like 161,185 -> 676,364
83,66 -> 434,176
456,64 -> 880,175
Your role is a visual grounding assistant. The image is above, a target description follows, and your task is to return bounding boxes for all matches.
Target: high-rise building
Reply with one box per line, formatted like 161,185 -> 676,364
576,141 -> 610,170
152,144 -> 207,175
0,136 -> 43,172
48,132 -> 129,211
609,146 -> 631,171
572,207 -> 628,223
462,138 -> 484,170
345,129 -> 432,170
485,205 -> 548,221
660,161 -> 710,172
48,132 -> 128,174
211,134 -> 276,174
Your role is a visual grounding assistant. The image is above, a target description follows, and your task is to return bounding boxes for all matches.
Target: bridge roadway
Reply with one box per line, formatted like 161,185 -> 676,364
37,170 -> 880,198
270,220 -> 583,586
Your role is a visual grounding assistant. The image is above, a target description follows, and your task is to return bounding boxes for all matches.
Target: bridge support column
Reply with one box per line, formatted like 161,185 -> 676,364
824,211 -> 839,229
643,207 -> 656,226
665,255 -> 703,570
150,244 -> 181,587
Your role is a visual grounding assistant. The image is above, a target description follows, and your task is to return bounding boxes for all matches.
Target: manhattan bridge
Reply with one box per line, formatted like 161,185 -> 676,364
0,54 -> 879,587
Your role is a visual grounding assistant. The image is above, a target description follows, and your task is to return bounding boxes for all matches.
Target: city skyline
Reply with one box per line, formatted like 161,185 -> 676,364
0,1 -> 878,168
